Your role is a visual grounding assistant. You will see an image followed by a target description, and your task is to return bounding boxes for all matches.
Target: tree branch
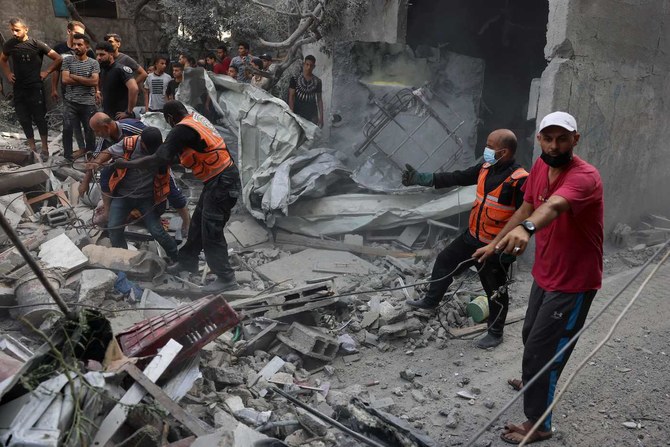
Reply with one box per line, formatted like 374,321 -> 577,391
257,2 -> 323,48
251,0 -> 301,17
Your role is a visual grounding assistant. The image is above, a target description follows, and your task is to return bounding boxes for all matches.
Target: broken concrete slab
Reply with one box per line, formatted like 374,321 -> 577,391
396,224 -> 425,248
78,269 -> 117,302
257,248 -> 381,282
140,289 -> 179,318
227,217 -> 269,247
0,163 -> 49,195
38,234 -> 88,274
82,245 -> 165,280
378,317 -> 422,337
0,149 -> 32,165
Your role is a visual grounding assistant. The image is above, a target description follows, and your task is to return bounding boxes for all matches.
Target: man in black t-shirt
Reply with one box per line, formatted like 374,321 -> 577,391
96,42 -> 138,120
104,33 -> 147,106
288,55 -> 324,127
0,18 -> 61,157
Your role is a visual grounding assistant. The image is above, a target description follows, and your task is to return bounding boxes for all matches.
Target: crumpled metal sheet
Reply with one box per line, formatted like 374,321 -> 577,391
274,186 -> 475,237
176,68 -> 474,236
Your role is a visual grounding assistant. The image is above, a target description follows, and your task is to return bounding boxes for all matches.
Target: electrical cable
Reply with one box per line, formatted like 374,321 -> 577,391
518,245 -> 670,446
465,238 -> 670,447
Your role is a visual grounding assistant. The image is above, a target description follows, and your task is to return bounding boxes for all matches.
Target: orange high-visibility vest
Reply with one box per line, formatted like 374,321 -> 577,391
108,135 -> 171,204
176,114 -> 233,182
468,164 -> 529,243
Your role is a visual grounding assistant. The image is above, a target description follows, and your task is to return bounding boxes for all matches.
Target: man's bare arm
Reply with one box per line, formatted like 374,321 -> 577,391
70,72 -> 99,87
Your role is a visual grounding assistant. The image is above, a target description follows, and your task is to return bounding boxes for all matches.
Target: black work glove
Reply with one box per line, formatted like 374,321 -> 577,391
402,164 -> 434,187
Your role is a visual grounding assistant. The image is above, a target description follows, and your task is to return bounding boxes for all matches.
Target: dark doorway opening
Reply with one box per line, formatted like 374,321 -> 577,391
407,0 -> 548,168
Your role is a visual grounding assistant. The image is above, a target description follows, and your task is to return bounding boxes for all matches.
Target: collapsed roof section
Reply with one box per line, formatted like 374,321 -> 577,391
173,47 -> 484,236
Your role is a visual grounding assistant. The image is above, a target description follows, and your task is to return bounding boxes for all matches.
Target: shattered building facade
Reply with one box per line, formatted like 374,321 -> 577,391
311,0 -> 670,231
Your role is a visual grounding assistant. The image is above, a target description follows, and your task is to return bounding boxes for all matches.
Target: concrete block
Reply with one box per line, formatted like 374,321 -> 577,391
38,234 -> 88,274
235,271 -> 253,284
79,269 -> 117,302
276,322 -> 340,361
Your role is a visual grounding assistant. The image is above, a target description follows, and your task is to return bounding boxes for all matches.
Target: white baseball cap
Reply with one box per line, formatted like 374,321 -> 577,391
538,111 -> 577,133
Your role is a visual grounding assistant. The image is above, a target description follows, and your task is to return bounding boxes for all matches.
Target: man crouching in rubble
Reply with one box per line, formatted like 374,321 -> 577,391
473,112 -> 603,444
110,100 -> 240,293
401,129 -> 528,349
88,127 -> 179,262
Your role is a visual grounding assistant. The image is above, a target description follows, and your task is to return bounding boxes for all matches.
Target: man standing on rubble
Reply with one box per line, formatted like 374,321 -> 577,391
288,55 -> 324,127
110,100 -> 240,293
103,33 -> 147,106
100,126 -> 179,261
96,42 -> 139,119
473,112 -> 603,444
401,129 -> 528,349
60,33 -> 99,161
0,18 -> 61,158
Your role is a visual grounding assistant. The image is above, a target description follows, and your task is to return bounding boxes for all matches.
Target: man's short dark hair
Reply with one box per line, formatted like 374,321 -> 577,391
104,33 -> 121,42
304,55 -> 316,64
260,53 -> 272,61
8,18 -> 26,27
154,55 -> 167,64
96,42 -> 114,53
217,44 -> 227,52
72,33 -> 89,45
163,100 -> 189,120
188,56 -> 196,67
228,66 -> 238,74
205,53 -> 216,61
238,41 -> 250,50
172,62 -> 184,69
141,127 -> 163,152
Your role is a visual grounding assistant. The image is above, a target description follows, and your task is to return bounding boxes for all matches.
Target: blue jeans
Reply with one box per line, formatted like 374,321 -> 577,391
108,196 -> 179,260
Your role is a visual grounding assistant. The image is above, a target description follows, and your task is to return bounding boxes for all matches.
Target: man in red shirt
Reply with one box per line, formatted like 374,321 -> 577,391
213,45 -> 231,75
474,111 -> 603,444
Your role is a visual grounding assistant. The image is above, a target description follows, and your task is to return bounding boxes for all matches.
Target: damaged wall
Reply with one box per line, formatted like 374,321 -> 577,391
0,0 -> 164,64
537,0 -> 670,230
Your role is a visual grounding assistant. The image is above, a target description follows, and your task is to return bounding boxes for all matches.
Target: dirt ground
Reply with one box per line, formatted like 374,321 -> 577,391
315,248 -> 670,447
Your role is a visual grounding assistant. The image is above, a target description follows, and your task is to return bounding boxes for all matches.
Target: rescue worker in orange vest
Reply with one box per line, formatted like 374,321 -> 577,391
100,127 -> 179,261
110,100 -> 240,293
402,129 -> 528,349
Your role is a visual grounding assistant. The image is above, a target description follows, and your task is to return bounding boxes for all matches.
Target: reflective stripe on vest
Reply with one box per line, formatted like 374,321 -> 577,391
107,135 -> 171,204
468,164 -> 529,243
176,114 -> 232,182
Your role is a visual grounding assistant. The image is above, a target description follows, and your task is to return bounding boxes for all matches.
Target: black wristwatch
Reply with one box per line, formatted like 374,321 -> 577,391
519,220 -> 536,236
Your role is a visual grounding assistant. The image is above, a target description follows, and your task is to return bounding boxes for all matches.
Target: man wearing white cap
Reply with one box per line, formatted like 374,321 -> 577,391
474,111 -> 603,444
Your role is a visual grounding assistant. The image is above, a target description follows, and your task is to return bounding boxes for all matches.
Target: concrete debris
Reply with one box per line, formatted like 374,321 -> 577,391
277,322 -> 340,361
38,233 -> 88,274
78,269 -> 117,302
257,248 -> 381,283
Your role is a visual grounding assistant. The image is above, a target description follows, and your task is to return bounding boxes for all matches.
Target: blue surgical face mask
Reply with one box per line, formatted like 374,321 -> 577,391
483,147 -> 500,165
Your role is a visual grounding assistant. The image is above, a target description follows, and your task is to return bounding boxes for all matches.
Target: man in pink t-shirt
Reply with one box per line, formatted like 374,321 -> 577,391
474,111 -> 603,444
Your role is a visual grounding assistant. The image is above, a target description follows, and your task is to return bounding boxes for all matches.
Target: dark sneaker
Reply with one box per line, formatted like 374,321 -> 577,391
406,297 -> 440,309
476,333 -> 503,349
166,261 -> 199,275
202,278 -> 239,293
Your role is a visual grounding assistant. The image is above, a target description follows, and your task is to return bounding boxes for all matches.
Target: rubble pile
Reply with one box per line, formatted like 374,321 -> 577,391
0,128 -> 493,445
